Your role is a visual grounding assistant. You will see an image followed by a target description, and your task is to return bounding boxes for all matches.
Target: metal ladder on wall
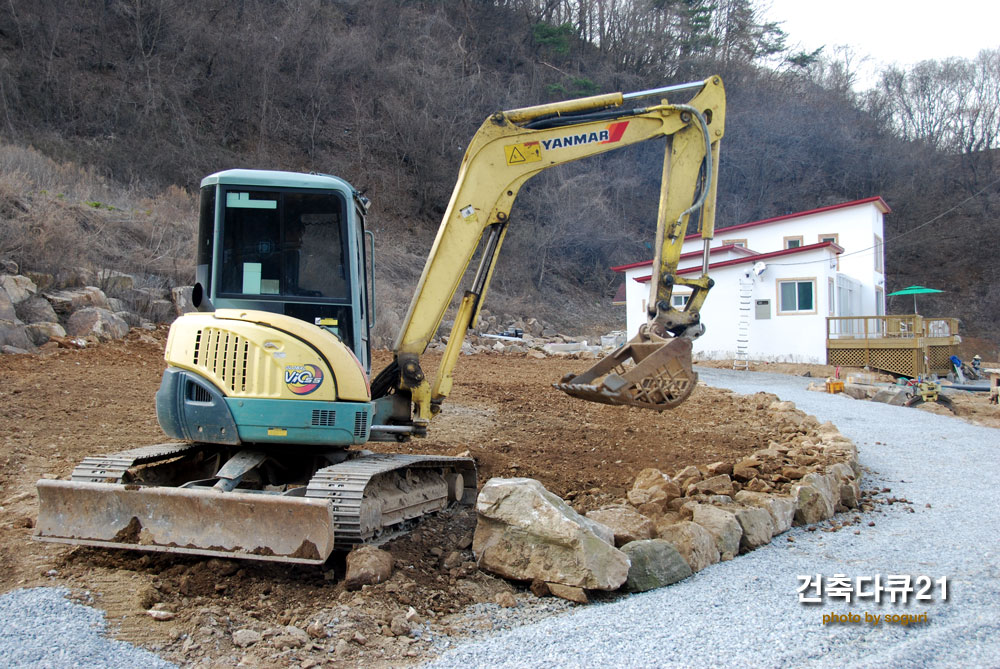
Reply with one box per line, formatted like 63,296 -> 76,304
733,276 -> 754,370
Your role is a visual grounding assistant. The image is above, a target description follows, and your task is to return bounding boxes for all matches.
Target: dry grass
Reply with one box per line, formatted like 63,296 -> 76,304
0,144 -> 197,300
0,142 -> 621,339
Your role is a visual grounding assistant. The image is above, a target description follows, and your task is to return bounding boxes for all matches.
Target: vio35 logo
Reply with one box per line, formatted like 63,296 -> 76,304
284,364 -> 324,395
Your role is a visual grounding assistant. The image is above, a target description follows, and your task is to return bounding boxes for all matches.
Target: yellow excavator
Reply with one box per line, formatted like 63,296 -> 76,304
35,76 -> 725,564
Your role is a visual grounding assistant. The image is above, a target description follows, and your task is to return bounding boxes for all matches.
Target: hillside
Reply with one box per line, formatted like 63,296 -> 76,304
0,0 -> 996,345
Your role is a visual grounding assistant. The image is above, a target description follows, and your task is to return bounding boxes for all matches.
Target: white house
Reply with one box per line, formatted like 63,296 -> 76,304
612,197 -> 890,364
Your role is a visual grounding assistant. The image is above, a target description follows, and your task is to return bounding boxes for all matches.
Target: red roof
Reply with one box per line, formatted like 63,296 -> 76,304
633,241 -> 843,283
614,196 -> 887,274
682,196 -> 890,241
611,244 -> 757,273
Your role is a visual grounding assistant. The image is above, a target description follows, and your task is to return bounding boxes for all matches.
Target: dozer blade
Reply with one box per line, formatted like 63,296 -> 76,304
554,334 -> 696,410
35,479 -> 336,565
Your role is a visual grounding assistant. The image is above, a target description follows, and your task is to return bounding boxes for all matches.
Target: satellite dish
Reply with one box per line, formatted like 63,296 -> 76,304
752,262 -> 767,277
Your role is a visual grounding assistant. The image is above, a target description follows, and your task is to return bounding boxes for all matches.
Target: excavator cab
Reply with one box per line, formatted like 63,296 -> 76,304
192,170 -> 374,372
154,170 -> 379,449
35,172 -> 477,563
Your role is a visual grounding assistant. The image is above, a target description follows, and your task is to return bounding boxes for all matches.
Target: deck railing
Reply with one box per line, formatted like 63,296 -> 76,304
826,315 -> 958,340
826,315 -> 960,377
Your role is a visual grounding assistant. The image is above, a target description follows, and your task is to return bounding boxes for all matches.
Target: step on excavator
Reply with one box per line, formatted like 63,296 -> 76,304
35,76 -> 726,564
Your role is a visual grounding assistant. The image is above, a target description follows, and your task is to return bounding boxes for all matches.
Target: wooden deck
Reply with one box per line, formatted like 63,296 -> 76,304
826,315 -> 960,378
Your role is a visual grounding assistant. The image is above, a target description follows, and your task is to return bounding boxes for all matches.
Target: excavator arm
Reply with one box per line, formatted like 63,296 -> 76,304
376,76 -> 725,426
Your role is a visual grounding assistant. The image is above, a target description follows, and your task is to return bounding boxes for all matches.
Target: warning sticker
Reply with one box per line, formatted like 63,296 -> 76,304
504,141 -> 541,165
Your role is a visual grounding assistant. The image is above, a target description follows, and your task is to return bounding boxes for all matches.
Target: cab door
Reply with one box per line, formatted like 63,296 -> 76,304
353,207 -> 373,374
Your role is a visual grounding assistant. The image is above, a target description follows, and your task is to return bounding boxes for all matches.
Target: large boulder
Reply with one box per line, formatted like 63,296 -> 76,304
148,299 -> 175,323
96,269 -> 135,294
791,472 -> 837,525
732,505 -> 774,552
0,320 -> 35,352
585,506 -> 655,547
16,296 -> 59,325
690,504 -> 742,561
56,267 -> 97,288
172,286 -> 195,316
473,478 -> 629,591
655,520 -> 719,572
621,540 -> 692,592
0,274 -> 37,304
24,271 -> 54,292
44,286 -> 111,314
24,322 -> 66,346
116,311 -> 144,328
0,290 -> 15,321
827,463 -> 861,510
733,491 -> 796,535
693,474 -> 735,497
344,546 -> 394,590
629,468 -> 681,511
65,307 -> 130,340
871,387 -> 909,406
841,383 -> 876,400
633,468 -> 672,494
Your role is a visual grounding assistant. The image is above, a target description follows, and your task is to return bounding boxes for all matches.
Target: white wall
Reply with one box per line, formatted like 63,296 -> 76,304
625,246 -> 839,363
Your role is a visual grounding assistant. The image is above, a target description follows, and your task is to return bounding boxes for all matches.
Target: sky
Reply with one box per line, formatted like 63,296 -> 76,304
762,0 -> 1000,88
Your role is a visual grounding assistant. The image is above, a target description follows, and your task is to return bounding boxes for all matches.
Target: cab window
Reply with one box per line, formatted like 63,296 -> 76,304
219,189 -> 348,301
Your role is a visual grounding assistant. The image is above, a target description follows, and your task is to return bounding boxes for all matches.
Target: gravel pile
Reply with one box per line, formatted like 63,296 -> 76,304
427,367 -> 1000,668
0,588 -> 176,668
427,597 -> 575,655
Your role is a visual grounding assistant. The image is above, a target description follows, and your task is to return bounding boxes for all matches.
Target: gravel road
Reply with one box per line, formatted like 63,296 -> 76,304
427,367 -> 1000,668
2,368 -> 997,667
0,588 -> 175,668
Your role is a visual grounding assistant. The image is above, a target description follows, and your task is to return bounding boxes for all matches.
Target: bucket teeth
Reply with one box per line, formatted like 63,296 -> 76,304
555,335 -> 697,411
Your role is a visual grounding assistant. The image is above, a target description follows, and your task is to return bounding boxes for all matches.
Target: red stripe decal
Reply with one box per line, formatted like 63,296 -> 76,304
603,121 -> 629,143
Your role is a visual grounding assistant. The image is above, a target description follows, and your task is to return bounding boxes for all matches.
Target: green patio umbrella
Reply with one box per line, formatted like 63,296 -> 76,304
887,285 -> 944,314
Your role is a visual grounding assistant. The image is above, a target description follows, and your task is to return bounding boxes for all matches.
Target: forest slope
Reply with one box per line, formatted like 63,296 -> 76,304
0,0 -> 996,344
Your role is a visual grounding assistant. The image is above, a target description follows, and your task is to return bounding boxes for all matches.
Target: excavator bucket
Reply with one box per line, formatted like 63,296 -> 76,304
35,480 -> 337,565
554,334 -> 696,411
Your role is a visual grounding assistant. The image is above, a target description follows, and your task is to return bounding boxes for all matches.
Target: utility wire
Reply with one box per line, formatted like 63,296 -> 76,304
749,174 -> 1000,267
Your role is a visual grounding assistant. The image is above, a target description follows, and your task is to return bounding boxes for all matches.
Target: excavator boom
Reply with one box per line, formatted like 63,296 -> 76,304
383,76 -> 725,417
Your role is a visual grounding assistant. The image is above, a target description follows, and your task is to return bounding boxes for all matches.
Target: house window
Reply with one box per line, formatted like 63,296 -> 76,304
672,294 -> 689,308
784,236 -> 803,249
874,234 -> 884,273
875,287 -> 885,316
722,238 -> 747,248
828,278 -> 835,316
819,233 -> 839,245
777,278 -> 816,314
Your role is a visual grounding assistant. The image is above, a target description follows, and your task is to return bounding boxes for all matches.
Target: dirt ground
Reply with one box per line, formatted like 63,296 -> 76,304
0,332 -> 994,667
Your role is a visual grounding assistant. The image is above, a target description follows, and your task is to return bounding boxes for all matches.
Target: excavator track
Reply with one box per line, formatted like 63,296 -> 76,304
70,443 -> 201,483
306,453 -> 477,550
36,446 -> 476,565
